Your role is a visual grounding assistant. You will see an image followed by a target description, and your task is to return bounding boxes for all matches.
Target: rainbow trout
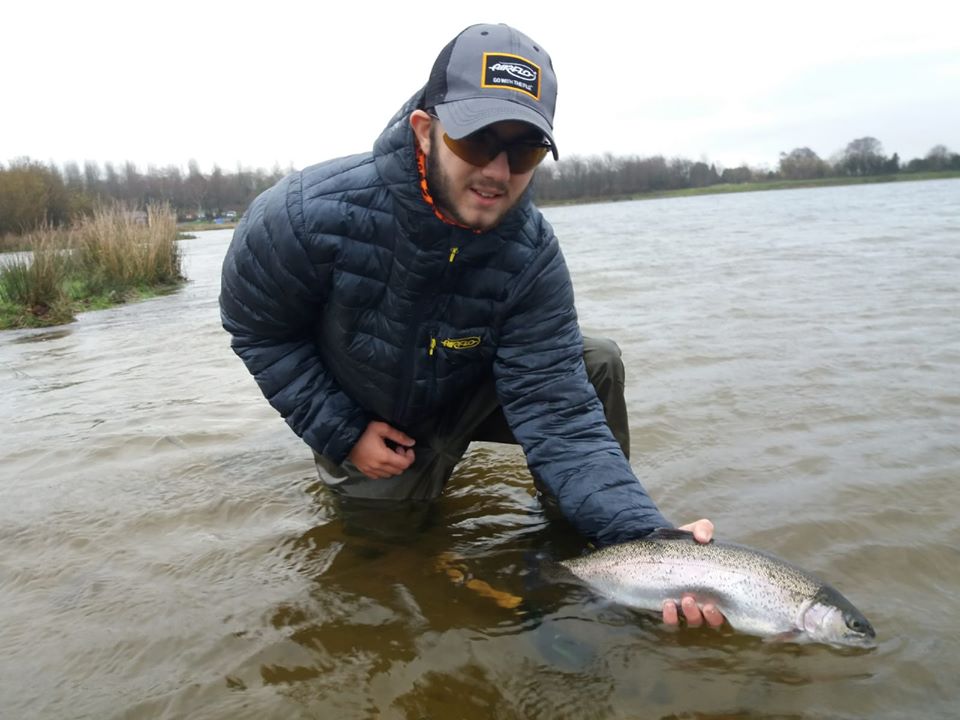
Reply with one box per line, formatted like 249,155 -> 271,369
559,529 -> 876,648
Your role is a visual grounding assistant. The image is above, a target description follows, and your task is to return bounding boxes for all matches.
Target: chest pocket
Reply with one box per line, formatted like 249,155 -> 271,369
440,336 -> 481,351
432,330 -> 492,378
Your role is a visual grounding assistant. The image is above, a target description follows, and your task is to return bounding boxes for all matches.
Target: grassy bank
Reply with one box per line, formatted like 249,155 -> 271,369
0,205 -> 184,330
540,170 -> 960,207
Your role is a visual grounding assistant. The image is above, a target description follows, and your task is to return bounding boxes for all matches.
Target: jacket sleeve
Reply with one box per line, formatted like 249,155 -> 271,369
493,238 -> 671,546
219,172 -> 369,463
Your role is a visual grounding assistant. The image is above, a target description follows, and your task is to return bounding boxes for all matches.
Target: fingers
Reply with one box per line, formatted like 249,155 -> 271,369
678,518 -> 714,544
702,603 -> 725,628
363,448 -> 416,479
348,422 -> 417,479
375,422 -> 416,449
681,596 -> 703,627
662,600 -> 679,625
662,596 -> 725,629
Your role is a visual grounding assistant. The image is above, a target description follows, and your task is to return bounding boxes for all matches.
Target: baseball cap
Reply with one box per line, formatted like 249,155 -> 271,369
424,23 -> 559,160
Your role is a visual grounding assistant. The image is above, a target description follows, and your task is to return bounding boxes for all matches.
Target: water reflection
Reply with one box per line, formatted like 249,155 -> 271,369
11,327 -> 74,343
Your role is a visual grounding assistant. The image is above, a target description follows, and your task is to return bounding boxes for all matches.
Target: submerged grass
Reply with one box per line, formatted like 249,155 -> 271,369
0,204 -> 184,330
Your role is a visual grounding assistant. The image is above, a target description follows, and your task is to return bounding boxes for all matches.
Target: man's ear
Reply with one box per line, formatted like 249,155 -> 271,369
409,110 -> 434,155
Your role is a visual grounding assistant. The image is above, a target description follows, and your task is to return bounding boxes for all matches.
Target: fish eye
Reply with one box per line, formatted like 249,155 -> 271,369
845,615 -> 871,634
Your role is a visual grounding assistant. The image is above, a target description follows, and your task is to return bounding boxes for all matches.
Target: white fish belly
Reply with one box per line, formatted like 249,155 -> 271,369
571,558 -> 802,636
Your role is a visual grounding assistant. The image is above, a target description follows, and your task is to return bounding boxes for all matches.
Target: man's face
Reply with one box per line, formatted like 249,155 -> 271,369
425,119 -> 541,232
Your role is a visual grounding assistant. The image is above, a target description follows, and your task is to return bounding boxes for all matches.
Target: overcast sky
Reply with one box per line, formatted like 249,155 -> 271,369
3,0 -> 958,174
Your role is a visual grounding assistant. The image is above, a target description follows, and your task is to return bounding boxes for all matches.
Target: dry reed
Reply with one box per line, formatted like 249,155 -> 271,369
0,203 -> 183,328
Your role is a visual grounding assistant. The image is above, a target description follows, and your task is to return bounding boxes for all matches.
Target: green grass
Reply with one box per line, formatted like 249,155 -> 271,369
0,204 -> 185,330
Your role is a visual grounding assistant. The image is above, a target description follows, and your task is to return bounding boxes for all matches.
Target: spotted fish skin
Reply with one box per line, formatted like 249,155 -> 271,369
559,529 -> 876,648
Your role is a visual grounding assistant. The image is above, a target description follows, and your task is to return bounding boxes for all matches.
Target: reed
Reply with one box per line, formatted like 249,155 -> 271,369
0,203 -> 183,329
0,225 -> 73,325
72,203 -> 182,296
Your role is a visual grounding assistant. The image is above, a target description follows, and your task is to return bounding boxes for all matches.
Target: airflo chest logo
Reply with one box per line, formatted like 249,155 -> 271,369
482,53 -> 541,100
441,336 -> 481,350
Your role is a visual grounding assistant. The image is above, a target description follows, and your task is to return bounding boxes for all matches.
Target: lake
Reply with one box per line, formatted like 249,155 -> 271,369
1,179 -> 958,718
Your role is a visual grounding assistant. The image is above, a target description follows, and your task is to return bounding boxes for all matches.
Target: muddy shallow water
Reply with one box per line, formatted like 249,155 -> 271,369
1,179 -> 958,719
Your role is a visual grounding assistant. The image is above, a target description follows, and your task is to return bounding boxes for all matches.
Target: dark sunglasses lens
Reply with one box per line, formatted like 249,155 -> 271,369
507,145 -> 549,173
443,134 -> 493,166
442,133 -> 549,173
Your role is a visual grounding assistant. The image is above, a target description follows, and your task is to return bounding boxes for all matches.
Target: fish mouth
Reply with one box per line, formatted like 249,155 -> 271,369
825,619 -> 878,650
827,634 -> 878,652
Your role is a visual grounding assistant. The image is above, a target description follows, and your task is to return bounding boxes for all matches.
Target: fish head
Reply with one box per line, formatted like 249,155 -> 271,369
801,585 -> 876,648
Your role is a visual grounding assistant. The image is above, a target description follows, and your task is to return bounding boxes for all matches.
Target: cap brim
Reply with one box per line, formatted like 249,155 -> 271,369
434,99 -> 559,160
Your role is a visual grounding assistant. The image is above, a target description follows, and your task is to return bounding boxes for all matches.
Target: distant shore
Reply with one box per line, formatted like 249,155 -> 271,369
539,170 -> 960,207
176,221 -> 238,233
166,173 -> 960,225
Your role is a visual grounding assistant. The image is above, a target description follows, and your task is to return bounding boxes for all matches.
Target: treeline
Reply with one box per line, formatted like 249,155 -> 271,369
534,138 -> 960,203
2,137 -> 959,235
0,159 -> 289,235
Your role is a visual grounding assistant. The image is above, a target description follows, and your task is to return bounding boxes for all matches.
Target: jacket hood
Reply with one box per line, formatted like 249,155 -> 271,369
372,89 -> 426,215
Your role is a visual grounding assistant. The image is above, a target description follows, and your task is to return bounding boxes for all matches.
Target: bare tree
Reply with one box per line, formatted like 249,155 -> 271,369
838,137 -> 887,176
779,147 -> 829,180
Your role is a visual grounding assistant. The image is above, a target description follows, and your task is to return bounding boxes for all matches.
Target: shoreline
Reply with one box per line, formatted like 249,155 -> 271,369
537,170 -> 960,207
176,221 -> 238,233
1,280 -> 186,331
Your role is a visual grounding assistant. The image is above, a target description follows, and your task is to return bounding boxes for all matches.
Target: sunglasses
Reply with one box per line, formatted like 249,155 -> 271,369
430,114 -> 551,174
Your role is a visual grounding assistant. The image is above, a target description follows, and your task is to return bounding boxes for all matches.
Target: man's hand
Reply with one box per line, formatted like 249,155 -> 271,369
348,421 -> 416,479
661,518 -> 726,629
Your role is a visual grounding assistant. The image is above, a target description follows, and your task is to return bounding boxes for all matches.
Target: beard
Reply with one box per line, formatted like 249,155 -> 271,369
425,125 -> 524,232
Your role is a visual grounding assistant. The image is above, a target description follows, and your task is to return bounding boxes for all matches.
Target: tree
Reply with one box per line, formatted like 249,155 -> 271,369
83,161 -> 102,196
123,162 -> 143,204
185,159 -> 207,217
103,162 -> 122,198
0,158 -> 71,233
838,136 -> 887,176
689,161 -> 720,187
925,145 -> 951,171
721,166 -> 754,183
778,147 -> 829,180
207,165 -> 227,217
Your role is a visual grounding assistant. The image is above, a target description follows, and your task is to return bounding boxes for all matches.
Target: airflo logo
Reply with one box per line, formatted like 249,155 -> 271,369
482,52 -> 541,100
491,62 -> 536,82
441,336 -> 481,350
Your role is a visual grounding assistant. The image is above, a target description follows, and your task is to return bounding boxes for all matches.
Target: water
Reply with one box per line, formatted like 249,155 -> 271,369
1,179 -> 958,719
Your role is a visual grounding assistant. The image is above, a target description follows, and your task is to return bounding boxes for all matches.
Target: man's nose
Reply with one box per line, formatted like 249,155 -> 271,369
482,150 -> 511,181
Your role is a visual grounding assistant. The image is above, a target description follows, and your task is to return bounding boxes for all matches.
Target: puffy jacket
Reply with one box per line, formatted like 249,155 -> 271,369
220,91 -> 669,545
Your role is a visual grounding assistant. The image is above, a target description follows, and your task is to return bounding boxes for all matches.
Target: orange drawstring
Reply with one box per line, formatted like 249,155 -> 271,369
416,146 -> 480,233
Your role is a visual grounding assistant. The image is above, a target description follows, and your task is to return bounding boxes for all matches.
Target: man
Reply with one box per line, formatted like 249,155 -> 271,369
220,23 -> 721,629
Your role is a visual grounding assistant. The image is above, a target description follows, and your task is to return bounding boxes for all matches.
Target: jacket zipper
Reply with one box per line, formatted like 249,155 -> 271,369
393,242 -> 460,424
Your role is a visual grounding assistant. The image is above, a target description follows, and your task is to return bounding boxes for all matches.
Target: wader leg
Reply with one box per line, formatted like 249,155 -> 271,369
584,336 -> 631,460
314,336 -> 631,504
470,336 -> 630,458
312,395 -> 492,535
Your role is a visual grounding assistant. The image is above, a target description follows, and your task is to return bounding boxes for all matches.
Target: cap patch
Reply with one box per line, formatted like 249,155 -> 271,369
481,52 -> 541,100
